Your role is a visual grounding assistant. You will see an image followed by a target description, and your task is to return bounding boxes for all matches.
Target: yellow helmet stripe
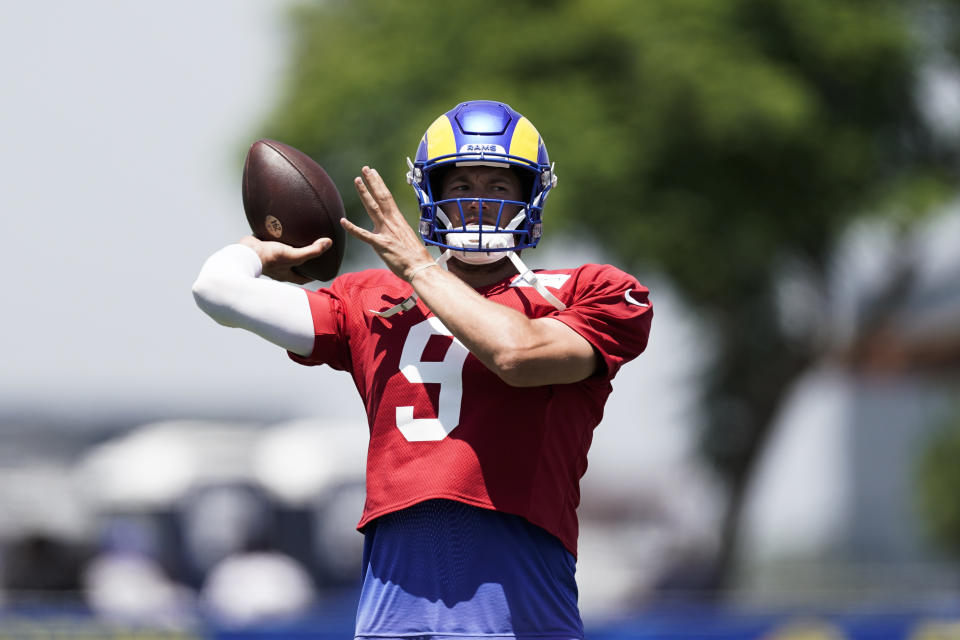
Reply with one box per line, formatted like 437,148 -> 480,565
426,114 -> 457,160
509,117 -> 541,164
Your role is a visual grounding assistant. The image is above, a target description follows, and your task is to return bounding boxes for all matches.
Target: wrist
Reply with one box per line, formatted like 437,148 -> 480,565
237,236 -> 267,263
406,261 -> 438,283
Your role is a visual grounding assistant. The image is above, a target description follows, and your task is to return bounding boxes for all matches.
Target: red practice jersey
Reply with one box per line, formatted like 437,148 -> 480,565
290,264 -> 652,556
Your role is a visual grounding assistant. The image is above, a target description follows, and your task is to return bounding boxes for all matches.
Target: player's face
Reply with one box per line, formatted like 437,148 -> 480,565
438,166 -> 524,227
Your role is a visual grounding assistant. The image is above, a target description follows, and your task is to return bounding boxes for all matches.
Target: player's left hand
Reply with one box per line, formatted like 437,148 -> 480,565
343,166 -> 435,281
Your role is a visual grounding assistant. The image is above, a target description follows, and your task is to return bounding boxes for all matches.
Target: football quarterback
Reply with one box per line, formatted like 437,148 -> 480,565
193,99 -> 653,639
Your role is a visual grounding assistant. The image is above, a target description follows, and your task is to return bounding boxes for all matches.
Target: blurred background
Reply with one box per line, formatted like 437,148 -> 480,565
2,1 -> 960,638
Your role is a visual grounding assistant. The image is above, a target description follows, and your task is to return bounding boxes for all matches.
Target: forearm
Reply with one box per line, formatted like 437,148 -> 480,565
409,265 -> 591,386
192,244 -> 316,356
345,166 -> 597,385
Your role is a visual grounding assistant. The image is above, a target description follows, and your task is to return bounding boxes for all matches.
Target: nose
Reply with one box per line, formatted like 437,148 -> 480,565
457,196 -> 477,217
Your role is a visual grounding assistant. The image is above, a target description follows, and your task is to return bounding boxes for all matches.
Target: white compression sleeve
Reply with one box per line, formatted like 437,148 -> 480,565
192,244 -> 316,357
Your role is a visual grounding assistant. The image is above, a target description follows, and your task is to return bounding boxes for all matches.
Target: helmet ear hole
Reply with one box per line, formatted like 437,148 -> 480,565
512,168 -> 536,203
428,165 -> 452,199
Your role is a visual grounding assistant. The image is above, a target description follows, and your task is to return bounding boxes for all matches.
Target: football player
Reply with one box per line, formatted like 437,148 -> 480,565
193,100 -> 653,638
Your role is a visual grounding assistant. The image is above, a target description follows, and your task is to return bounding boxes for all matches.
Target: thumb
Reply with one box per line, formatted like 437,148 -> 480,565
294,237 -> 332,259
311,237 -> 333,252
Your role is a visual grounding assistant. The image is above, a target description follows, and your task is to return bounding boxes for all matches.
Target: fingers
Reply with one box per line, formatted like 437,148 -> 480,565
354,166 -> 395,225
243,236 -> 331,271
341,217 -> 375,244
292,237 -> 332,260
354,177 -> 381,224
233,235 -> 330,285
238,235 -> 329,257
263,239 -> 329,284
360,166 -> 392,201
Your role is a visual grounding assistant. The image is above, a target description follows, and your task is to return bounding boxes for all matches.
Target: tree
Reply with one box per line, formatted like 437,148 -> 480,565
916,406 -> 960,557
254,0 -> 960,594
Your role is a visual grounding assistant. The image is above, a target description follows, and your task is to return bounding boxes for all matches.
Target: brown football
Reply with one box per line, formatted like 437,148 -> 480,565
242,139 -> 346,281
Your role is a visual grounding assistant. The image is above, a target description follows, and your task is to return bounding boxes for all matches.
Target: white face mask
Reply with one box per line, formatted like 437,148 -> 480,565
445,224 -> 515,264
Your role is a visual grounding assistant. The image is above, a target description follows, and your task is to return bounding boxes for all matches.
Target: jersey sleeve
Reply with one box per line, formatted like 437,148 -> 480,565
287,284 -> 353,372
552,264 -> 653,380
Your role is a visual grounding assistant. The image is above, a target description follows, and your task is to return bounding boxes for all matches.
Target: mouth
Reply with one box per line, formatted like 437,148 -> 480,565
458,214 -> 505,228
463,202 -> 495,227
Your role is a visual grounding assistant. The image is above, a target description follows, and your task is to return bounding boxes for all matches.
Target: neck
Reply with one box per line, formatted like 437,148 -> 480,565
446,253 -> 518,289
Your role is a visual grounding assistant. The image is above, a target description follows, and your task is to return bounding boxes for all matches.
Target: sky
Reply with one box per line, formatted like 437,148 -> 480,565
2,1 -> 306,414
0,0 -> 319,566
0,0 -> 706,488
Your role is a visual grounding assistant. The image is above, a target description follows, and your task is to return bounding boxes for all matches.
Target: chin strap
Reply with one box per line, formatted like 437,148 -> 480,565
370,292 -> 420,318
371,250 -> 566,318
371,254 -> 445,318
506,252 -> 566,311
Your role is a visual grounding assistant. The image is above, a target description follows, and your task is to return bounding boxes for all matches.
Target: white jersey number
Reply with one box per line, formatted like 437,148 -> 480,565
395,316 -> 468,441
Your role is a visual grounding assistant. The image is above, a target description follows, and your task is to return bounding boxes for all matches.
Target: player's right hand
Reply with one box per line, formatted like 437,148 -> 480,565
238,235 -> 331,285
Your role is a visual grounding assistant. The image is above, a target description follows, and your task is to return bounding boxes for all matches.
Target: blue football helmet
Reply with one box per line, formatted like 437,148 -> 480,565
406,100 -> 557,261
